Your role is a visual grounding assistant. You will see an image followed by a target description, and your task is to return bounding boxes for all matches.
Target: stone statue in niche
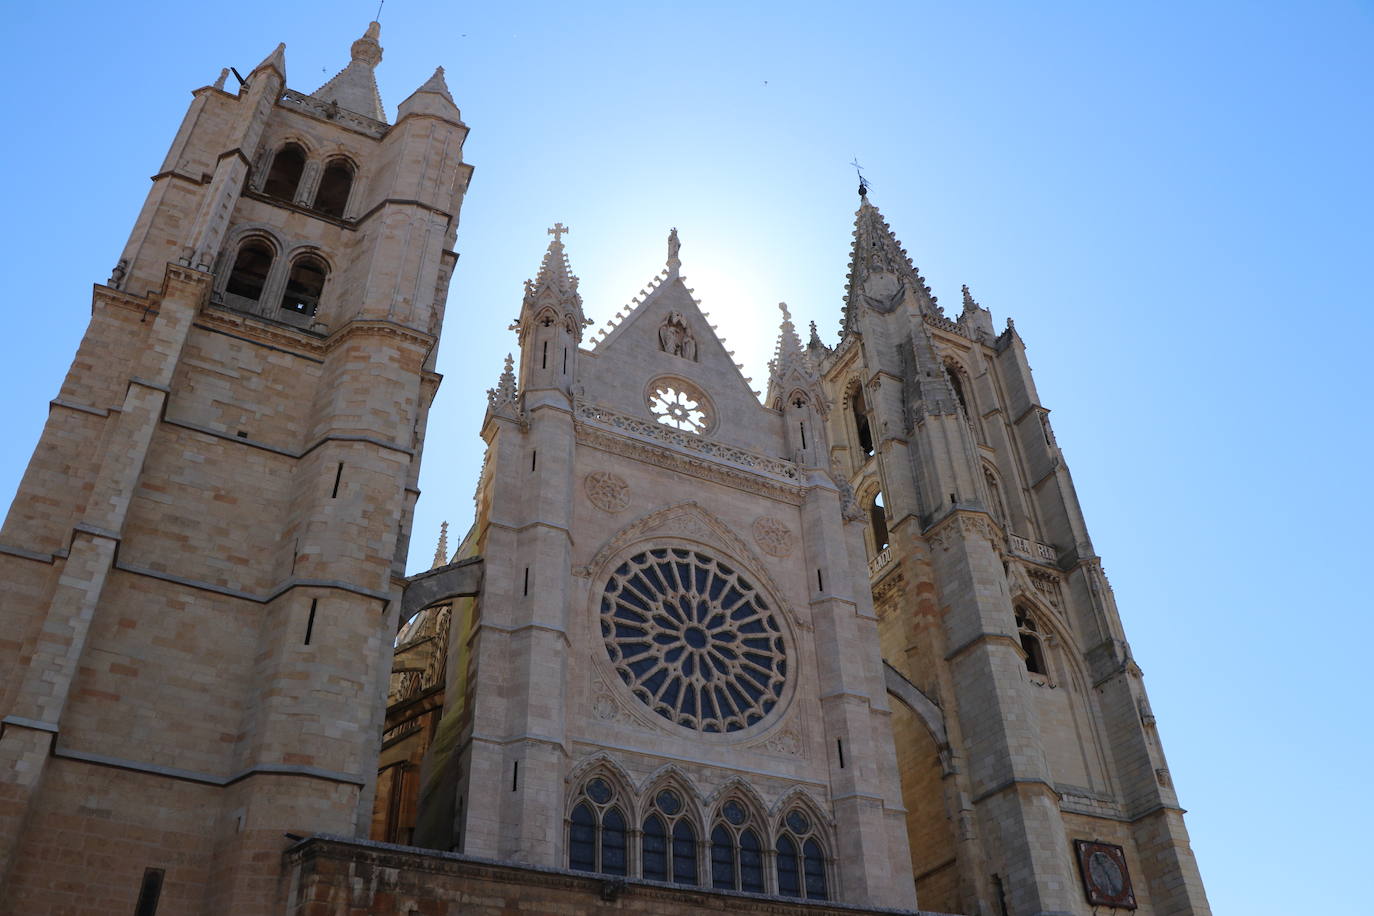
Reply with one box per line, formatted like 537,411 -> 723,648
658,311 -> 698,361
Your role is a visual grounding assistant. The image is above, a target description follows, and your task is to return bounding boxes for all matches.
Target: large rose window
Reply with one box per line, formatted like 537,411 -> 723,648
648,381 -> 710,434
600,548 -> 787,733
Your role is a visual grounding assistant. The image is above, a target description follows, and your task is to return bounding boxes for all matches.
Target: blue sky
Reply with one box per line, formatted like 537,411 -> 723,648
1,2 -> 1370,912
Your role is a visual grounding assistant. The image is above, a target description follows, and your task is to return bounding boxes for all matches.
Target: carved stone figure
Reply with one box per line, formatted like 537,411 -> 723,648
657,310 -> 697,360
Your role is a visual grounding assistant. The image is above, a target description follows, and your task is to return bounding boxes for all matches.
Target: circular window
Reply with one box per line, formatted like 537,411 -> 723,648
600,548 -> 787,733
648,380 -> 711,434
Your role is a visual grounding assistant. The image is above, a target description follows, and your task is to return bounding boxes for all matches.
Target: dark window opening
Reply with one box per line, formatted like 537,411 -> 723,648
869,491 -> 889,551
799,421 -> 807,450
672,819 -> 698,886
512,760 -> 519,791
837,738 -> 845,769
313,159 -> 354,218
777,834 -> 800,897
304,598 -> 318,645
542,340 -> 548,370
281,255 -> 328,316
1016,607 -> 1048,675
135,867 -> 165,916
850,388 -> 874,456
563,347 -> 568,374
643,814 -> 668,881
947,365 -> 968,413
263,143 -> 307,201
802,838 -> 827,900
225,240 -> 273,301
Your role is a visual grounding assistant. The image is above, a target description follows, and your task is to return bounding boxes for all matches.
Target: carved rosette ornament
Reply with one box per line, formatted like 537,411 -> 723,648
751,517 -> 794,558
585,471 -> 630,513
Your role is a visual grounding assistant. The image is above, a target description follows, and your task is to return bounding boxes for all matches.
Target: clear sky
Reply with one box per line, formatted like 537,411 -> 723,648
1,2 -> 1370,912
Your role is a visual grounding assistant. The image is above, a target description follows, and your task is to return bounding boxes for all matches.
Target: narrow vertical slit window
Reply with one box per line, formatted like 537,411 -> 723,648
331,462 -> 343,498
837,738 -> 845,769
531,450 -> 537,472
563,347 -> 568,374
134,867 -> 165,916
816,569 -> 824,592
523,567 -> 530,597
542,340 -> 548,369
304,599 -> 318,645
512,760 -> 519,791
799,421 -> 807,449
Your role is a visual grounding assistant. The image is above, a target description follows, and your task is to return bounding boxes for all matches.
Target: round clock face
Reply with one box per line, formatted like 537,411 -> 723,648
600,548 -> 787,733
1088,851 -> 1125,896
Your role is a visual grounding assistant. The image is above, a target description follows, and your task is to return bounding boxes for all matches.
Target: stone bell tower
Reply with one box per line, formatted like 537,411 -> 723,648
0,22 -> 470,915
812,190 -> 1210,916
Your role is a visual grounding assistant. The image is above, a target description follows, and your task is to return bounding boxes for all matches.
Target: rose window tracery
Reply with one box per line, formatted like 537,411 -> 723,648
600,548 -> 787,733
648,382 -> 710,434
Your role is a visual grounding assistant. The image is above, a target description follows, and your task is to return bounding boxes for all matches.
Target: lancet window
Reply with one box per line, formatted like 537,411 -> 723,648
710,798 -> 765,893
263,143 -> 307,201
567,776 -> 628,877
849,386 -> 874,458
868,490 -> 889,553
642,787 -> 697,885
775,807 -> 828,900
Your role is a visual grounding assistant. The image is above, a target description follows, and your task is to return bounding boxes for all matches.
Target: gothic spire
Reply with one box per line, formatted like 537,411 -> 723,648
311,21 -> 386,123
841,194 -> 938,335
486,354 -> 519,415
520,224 -> 589,341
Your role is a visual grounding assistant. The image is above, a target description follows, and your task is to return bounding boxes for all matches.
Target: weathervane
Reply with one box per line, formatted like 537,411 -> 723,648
850,157 -> 870,197
376,0 -> 385,20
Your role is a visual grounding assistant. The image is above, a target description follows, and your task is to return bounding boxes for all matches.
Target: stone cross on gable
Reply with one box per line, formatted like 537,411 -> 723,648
548,222 -> 569,243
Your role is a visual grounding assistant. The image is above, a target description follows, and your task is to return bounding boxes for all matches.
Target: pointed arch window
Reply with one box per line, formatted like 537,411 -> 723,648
567,776 -> 627,876
850,387 -> 874,458
281,254 -> 328,316
1015,606 -> 1048,677
225,239 -> 274,302
710,798 -> 765,893
642,788 -> 697,885
313,158 -> 355,218
263,143 -> 307,201
776,808 -> 828,900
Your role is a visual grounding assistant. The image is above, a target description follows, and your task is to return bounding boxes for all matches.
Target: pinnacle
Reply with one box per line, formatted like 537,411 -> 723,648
252,42 -> 287,81
311,21 -> 387,123
532,224 -> 579,300
767,302 -> 816,404
415,66 -> 455,102
962,284 -> 980,312
432,521 -> 450,569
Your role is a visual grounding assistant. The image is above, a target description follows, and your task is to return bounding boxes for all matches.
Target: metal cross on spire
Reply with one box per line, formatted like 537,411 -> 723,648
548,222 -> 569,244
850,157 -> 871,196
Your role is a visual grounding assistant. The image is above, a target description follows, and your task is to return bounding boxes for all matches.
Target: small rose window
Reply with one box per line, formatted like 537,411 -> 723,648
648,380 -> 711,434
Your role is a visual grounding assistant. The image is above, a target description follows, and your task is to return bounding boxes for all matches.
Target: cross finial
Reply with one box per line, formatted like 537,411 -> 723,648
850,157 -> 870,196
548,222 -> 569,244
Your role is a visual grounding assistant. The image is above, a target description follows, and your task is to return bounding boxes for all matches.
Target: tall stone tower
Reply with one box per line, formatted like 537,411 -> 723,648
0,23 -> 470,915
809,190 -> 1210,915
429,227 -> 918,909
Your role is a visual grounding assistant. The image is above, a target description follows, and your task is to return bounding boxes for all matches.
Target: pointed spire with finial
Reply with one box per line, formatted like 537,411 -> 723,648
431,521 -> 450,569
840,191 -> 938,335
311,22 -> 387,122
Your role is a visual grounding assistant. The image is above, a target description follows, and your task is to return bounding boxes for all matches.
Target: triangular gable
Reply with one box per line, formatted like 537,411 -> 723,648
581,272 -> 779,454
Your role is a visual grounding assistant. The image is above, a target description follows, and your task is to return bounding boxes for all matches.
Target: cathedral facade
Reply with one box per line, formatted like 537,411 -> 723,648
0,23 -> 1208,916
